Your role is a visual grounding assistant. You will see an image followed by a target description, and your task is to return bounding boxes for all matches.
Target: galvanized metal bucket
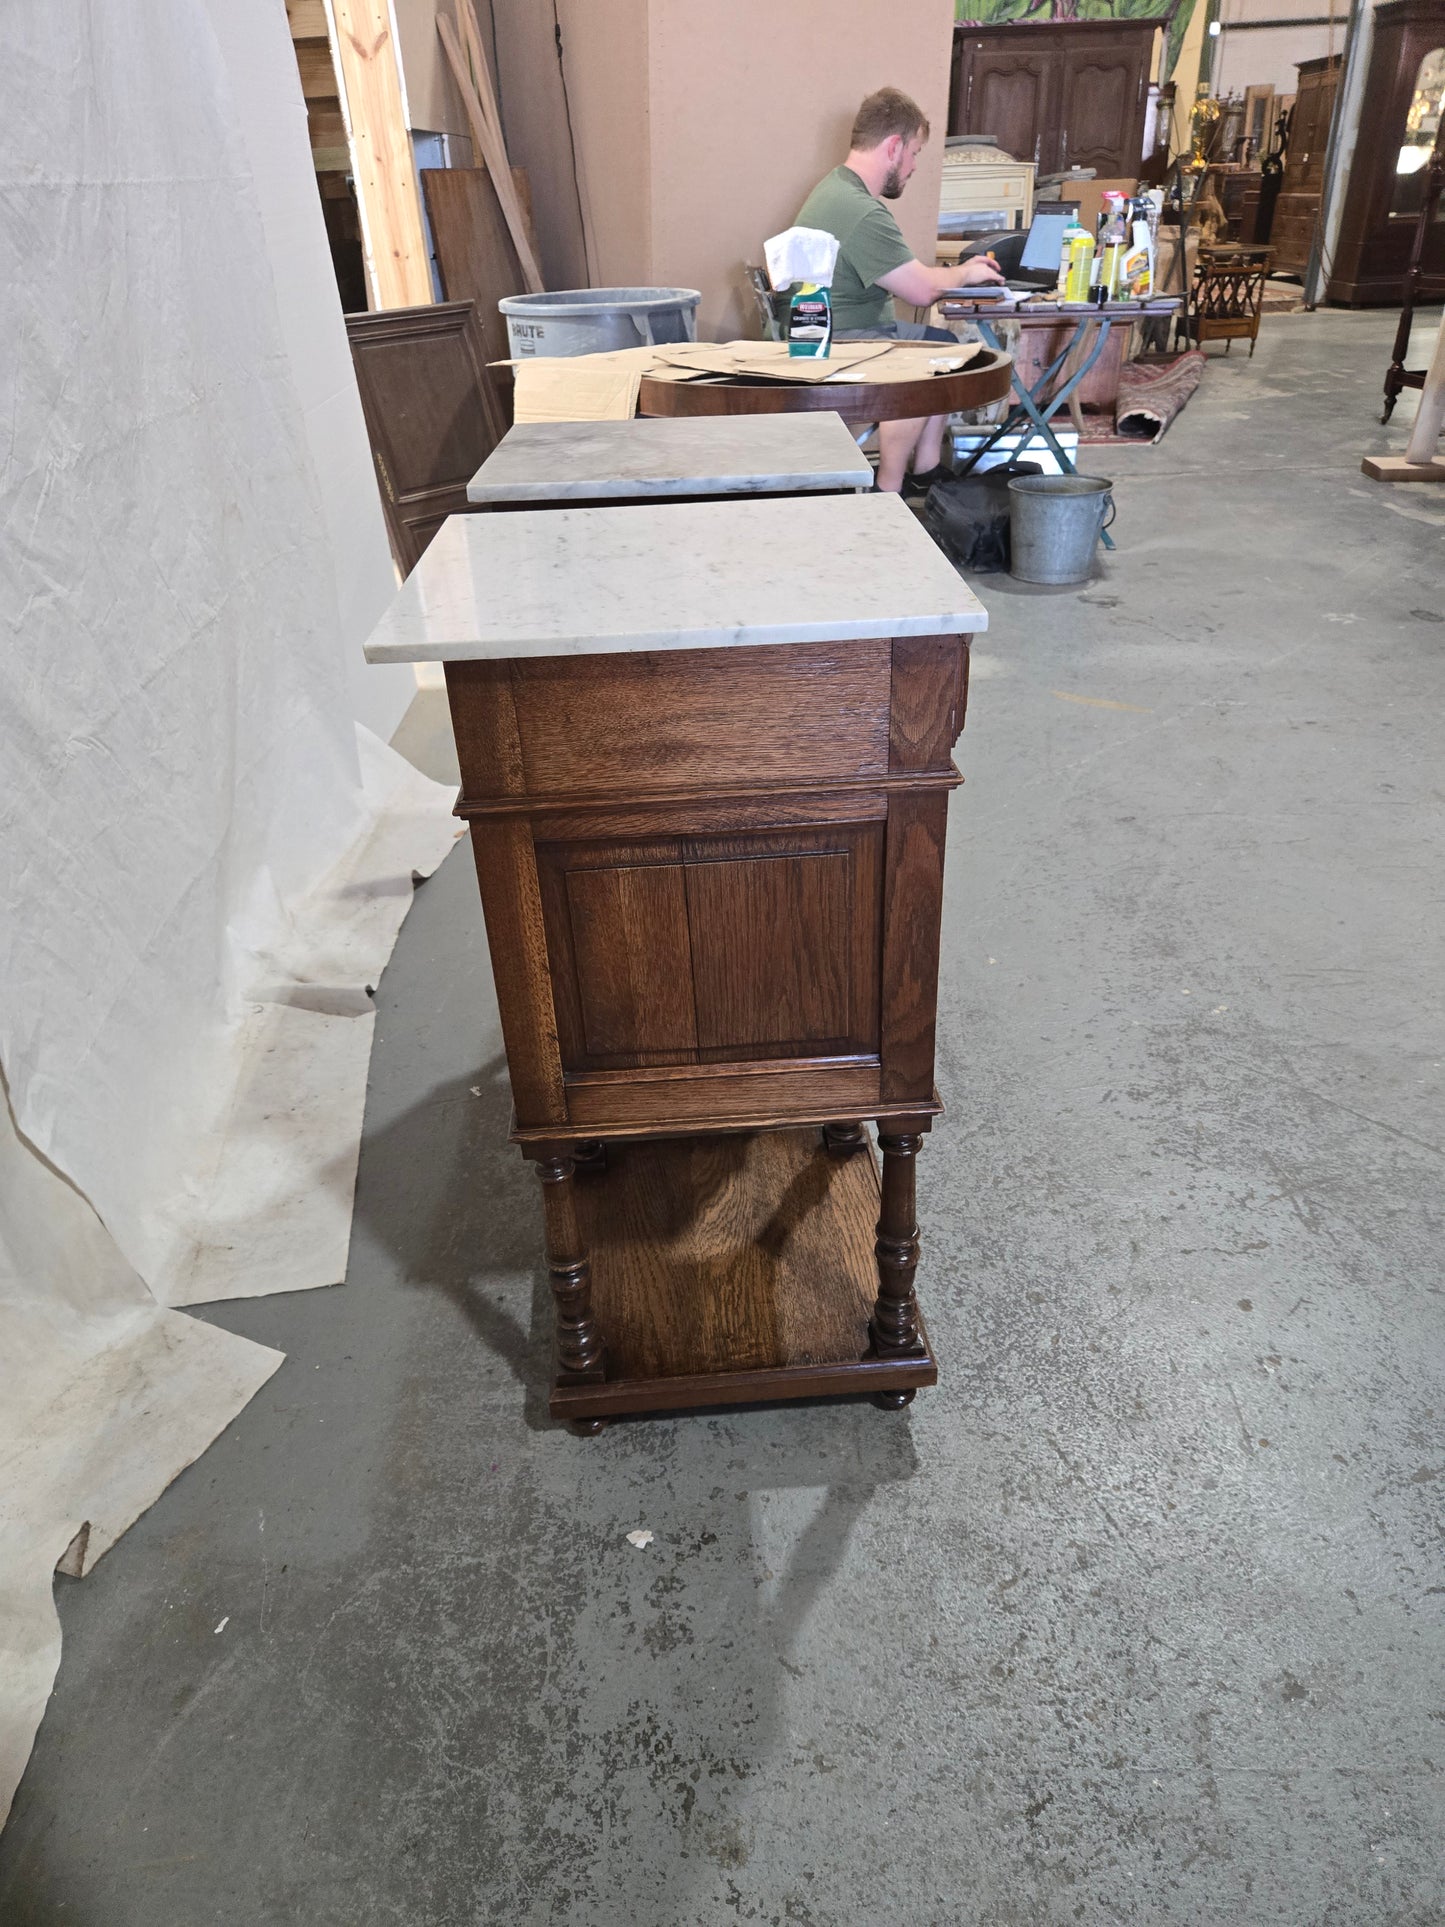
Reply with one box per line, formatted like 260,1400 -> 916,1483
1007,473 -> 1116,584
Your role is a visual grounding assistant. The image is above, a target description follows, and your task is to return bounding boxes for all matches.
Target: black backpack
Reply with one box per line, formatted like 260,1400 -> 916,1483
923,459 -> 1043,573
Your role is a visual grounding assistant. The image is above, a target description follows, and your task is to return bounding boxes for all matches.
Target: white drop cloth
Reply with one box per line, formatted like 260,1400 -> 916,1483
0,0 -> 460,1824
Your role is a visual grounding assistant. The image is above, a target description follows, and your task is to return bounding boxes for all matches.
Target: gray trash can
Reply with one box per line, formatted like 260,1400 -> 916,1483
1007,473 -> 1116,584
500,287 -> 702,359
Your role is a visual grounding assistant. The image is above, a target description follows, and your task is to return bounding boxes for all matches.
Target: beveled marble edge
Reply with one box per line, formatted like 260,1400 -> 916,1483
366,606 -> 984,662
466,467 -> 871,502
362,494 -> 989,663
465,414 -> 874,502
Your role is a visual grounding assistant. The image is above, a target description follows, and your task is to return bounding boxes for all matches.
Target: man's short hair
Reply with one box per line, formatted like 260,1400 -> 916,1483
850,87 -> 930,151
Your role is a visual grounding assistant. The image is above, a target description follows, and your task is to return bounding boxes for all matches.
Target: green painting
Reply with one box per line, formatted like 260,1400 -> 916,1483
955,0 -> 1199,79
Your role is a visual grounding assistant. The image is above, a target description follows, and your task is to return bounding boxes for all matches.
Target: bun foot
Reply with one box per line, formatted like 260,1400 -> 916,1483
567,1417 -> 609,1436
872,1388 -> 916,1411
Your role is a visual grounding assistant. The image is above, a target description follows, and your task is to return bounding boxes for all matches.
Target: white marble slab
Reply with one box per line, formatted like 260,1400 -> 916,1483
466,413 -> 873,502
363,493 -> 988,663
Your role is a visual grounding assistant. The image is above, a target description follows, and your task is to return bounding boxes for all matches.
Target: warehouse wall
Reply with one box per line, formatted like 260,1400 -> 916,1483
1213,0 -> 1352,99
396,0 -> 956,337
646,0 -> 956,340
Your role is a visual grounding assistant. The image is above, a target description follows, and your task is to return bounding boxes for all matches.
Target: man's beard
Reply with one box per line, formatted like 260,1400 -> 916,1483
881,164 -> 906,199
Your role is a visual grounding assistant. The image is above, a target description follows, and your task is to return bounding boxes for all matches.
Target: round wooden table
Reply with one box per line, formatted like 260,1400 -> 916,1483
638,347 -> 1014,425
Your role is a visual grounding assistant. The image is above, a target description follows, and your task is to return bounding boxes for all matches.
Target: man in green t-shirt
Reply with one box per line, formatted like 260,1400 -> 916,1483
795,87 -> 1002,493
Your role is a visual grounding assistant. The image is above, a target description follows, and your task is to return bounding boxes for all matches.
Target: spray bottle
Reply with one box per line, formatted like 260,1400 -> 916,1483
1062,218 -> 1095,304
788,283 -> 832,358
1097,191 -> 1129,300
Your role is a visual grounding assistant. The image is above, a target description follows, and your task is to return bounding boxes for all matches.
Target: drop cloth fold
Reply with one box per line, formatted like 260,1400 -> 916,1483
1,0 -> 459,1826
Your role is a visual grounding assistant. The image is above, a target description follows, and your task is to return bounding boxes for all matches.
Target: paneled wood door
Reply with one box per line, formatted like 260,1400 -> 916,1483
950,21 -> 1154,178
959,45 -> 1056,168
1057,34 -> 1152,174
345,300 -> 505,574
536,822 -> 883,1073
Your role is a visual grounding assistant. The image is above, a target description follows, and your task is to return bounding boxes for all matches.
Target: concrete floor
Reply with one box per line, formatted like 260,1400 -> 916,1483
2,308 -> 1442,1926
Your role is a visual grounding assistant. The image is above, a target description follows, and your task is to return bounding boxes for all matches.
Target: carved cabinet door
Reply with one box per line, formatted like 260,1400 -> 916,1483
1056,41 -> 1150,176
955,39 -> 1058,168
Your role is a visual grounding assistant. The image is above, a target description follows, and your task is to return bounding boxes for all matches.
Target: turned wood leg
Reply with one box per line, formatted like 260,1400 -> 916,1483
870,1129 -> 926,1358
822,1121 -> 866,1158
535,1153 -> 606,1382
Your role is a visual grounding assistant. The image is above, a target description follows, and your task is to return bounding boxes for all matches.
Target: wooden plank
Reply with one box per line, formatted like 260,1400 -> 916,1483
511,166 -> 542,275
1360,453 -> 1445,483
294,39 -> 339,100
287,0 -> 328,37
307,103 -> 348,151
436,11 -> 545,293
328,0 -> 433,309
420,166 -> 525,379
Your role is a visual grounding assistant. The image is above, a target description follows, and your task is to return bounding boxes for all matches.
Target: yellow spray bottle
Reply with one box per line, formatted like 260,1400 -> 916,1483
1062,220 -> 1095,304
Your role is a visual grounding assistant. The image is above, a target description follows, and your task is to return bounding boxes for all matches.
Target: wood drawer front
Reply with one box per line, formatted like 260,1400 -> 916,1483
942,167 -> 1031,207
449,640 -> 892,801
537,823 -> 883,1073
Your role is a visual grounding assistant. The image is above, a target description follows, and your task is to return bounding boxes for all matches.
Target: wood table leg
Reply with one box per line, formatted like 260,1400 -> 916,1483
534,1150 -> 607,1420
871,1125 -> 927,1358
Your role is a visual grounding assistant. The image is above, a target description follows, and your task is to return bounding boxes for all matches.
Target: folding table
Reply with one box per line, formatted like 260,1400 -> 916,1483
938,295 -> 1182,551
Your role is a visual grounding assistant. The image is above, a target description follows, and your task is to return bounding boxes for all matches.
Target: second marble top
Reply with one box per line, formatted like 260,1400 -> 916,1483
363,492 -> 988,663
466,413 -> 874,502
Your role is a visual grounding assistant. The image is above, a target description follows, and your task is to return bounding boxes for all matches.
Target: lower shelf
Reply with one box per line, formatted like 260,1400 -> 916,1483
551,1128 -> 937,1420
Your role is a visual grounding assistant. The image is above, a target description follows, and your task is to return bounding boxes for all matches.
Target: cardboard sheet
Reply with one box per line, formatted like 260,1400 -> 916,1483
512,356 -> 643,423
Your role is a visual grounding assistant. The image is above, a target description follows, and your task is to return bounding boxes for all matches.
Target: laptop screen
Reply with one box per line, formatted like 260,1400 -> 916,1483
1020,204 -> 1080,273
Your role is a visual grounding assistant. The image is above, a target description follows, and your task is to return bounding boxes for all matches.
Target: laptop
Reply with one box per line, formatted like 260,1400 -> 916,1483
944,203 -> 1080,297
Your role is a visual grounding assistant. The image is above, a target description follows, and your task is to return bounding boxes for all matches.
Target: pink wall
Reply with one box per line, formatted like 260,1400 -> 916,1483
395,0 -> 958,337
645,0 -> 957,339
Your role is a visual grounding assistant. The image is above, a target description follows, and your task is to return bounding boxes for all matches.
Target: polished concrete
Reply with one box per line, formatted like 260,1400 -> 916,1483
2,308 -> 1442,1925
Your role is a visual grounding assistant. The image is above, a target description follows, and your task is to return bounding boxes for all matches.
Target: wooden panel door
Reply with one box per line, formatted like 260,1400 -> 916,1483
951,22 -> 1154,176
345,300 -> 504,575
535,823 -> 883,1074
1057,34 -> 1151,176
955,40 -> 1058,167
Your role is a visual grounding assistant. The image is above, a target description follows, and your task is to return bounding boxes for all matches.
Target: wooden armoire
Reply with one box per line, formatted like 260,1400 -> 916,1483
949,20 -> 1156,177
1270,53 -> 1343,276
1326,0 -> 1445,305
